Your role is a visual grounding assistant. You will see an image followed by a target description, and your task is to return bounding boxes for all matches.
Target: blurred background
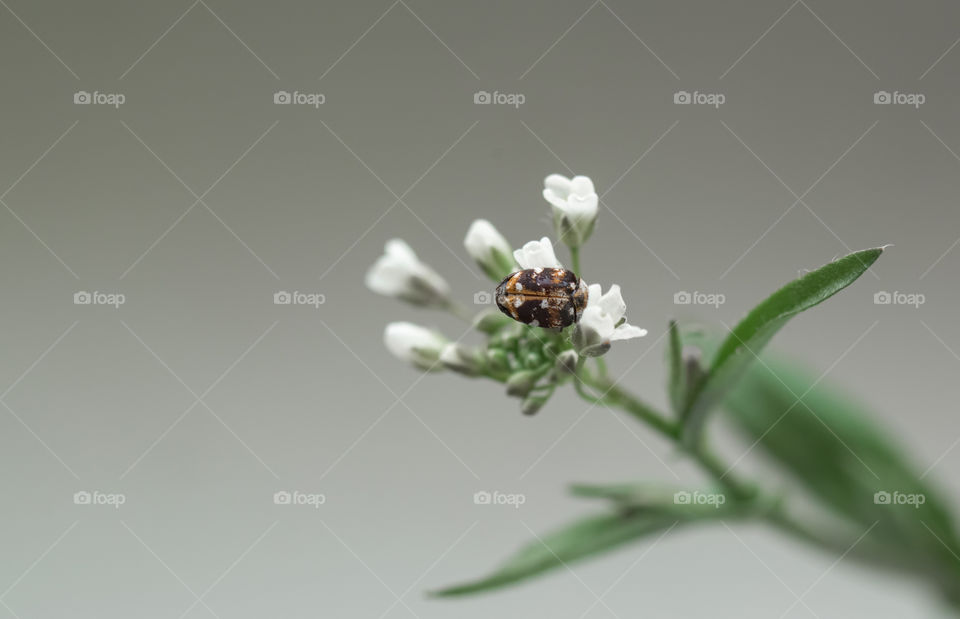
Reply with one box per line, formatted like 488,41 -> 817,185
1,0 -> 959,616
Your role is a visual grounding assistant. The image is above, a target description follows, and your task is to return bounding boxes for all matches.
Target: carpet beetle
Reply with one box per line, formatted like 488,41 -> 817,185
495,268 -> 589,329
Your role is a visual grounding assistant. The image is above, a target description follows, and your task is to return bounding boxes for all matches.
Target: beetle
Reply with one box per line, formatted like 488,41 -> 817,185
495,267 -> 589,329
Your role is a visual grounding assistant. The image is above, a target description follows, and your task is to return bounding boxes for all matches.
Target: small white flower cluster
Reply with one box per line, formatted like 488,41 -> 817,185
366,173 -> 647,412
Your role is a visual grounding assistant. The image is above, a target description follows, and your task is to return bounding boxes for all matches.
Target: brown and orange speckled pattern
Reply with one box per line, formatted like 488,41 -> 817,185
495,268 -> 589,329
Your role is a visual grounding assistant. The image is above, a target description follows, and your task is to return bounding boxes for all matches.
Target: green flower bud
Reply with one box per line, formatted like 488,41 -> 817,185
524,351 -> 543,368
543,174 -> 599,249
521,393 -> 549,416
555,349 -> 579,374
464,219 -> 519,281
473,310 -> 513,335
440,343 -> 484,376
485,349 -> 510,374
506,370 -> 538,397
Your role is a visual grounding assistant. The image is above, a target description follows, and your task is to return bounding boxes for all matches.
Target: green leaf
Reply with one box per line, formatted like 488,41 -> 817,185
681,247 -> 884,446
723,352 -> 960,598
431,512 -> 677,596
432,490 -> 750,597
667,320 -> 684,414
570,481 -> 764,518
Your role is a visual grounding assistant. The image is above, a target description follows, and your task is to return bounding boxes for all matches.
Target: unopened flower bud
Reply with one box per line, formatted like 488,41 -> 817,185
555,350 -> 579,374
485,349 -> 510,374
366,239 -> 451,307
473,310 -> 514,335
439,343 -> 484,376
383,322 -> 448,371
521,393 -> 549,416
543,174 -> 599,249
464,219 -> 518,281
506,370 -> 538,397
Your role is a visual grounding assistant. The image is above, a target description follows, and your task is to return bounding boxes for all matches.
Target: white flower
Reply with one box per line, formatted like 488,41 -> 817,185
543,174 -> 599,248
384,322 -> 448,370
513,237 -> 562,270
464,219 -> 517,281
366,239 -> 451,307
573,283 -> 647,356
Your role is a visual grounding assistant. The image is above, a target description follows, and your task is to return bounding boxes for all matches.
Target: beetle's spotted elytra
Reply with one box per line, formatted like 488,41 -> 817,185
495,268 -> 589,329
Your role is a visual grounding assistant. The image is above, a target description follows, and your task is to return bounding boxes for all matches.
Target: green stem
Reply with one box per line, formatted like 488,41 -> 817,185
593,357 -> 608,378
575,368 -> 758,501
569,245 -> 582,277
562,350 -> 939,590
687,445 -> 756,501
572,357 -> 609,404
583,373 -> 679,440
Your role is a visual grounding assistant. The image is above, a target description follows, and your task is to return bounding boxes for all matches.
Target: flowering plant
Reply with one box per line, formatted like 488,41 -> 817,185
366,174 -> 960,607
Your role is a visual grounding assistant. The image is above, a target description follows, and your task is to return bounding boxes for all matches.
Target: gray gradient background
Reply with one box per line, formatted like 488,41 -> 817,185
1,0 -> 959,616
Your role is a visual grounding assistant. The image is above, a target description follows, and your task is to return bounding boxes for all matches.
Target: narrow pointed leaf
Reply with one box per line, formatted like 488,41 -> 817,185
681,247 -> 884,446
723,353 -> 960,596
432,494 -> 748,597
667,320 -> 684,414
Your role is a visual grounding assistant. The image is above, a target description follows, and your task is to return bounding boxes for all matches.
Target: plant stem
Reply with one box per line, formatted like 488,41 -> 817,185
593,357 -> 608,377
572,357 -> 610,404
601,382 -> 680,440
575,369 -> 757,501
686,444 -> 756,501
570,245 -> 582,277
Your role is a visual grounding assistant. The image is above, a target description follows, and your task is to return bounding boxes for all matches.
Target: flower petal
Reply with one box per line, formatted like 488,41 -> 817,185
544,173 -> 572,199
514,237 -> 562,269
596,284 -> 627,321
384,322 -> 448,369
366,238 -> 450,304
569,175 -> 595,197
609,323 -> 648,342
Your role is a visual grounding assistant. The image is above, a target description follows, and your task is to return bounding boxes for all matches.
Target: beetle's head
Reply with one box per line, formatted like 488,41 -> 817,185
572,278 -> 589,322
